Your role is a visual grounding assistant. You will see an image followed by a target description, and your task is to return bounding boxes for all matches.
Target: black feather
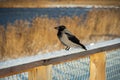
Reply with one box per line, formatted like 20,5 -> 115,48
79,43 -> 87,50
57,31 -> 62,38
65,32 -> 87,50
65,32 -> 80,44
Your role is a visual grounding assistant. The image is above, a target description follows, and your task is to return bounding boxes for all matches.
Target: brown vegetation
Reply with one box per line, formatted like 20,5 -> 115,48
0,0 -> 119,8
0,8 -> 120,61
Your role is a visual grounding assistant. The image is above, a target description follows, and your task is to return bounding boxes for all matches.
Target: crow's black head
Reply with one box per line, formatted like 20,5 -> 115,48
54,25 -> 66,31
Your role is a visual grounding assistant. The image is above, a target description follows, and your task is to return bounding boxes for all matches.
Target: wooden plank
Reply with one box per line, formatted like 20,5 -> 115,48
90,52 -> 106,80
0,38 -> 120,78
28,65 -> 52,80
0,1 -> 120,8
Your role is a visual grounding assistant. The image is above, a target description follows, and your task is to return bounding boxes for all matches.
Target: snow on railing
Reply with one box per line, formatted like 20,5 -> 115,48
0,38 -> 120,80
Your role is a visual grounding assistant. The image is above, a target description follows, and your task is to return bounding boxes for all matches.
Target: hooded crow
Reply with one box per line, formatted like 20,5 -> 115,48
55,25 -> 87,50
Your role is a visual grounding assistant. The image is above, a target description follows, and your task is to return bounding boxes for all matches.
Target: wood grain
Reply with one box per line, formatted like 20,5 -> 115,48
90,52 -> 106,80
28,65 -> 52,80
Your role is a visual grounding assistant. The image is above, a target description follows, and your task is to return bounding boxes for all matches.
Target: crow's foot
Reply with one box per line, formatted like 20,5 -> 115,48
65,46 -> 70,50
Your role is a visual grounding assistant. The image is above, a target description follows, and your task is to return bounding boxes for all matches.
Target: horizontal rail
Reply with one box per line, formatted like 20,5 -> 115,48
0,38 -> 120,78
0,1 -> 120,8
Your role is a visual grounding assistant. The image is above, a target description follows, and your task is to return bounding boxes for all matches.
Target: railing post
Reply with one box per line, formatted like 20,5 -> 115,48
28,65 -> 52,80
90,52 -> 106,80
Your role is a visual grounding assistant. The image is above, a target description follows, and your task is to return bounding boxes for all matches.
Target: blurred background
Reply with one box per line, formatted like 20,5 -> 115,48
0,1 -> 120,80
0,0 -> 120,61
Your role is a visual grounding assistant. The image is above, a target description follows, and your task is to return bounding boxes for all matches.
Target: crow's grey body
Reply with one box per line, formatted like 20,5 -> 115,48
55,25 -> 87,50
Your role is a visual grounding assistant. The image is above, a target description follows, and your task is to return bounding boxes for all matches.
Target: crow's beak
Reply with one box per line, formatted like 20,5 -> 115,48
54,27 -> 58,30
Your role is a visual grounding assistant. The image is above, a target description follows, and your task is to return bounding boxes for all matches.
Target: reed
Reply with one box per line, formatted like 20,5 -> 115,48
0,8 -> 120,60
0,0 -> 119,8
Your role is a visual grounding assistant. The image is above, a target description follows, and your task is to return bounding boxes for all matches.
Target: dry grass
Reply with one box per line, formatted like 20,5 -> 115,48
0,0 -> 119,8
0,8 -> 120,61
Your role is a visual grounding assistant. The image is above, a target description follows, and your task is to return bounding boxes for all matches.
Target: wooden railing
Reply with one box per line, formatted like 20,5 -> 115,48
0,38 -> 120,80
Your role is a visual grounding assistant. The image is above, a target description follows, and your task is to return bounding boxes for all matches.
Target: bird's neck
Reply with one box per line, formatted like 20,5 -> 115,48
57,31 -> 62,38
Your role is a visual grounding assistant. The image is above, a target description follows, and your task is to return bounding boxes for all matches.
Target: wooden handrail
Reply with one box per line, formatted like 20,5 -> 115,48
0,38 -> 120,78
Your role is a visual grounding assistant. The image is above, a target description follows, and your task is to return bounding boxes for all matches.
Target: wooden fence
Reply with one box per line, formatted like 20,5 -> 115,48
0,38 -> 120,80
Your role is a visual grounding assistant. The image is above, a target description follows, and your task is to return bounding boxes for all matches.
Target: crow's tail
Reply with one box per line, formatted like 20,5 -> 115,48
79,43 -> 87,50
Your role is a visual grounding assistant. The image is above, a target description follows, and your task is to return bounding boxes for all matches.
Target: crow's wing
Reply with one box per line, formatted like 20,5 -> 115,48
65,32 -> 80,45
65,31 -> 87,50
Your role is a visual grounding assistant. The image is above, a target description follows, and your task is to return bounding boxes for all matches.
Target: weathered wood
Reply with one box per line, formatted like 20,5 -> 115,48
28,65 -> 52,80
0,39 -> 120,78
90,52 -> 106,80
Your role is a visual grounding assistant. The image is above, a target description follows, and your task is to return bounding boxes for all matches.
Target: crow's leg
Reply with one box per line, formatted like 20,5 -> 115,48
65,46 -> 70,50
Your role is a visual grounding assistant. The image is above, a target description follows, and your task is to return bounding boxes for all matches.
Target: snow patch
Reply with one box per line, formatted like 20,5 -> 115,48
47,4 -> 120,8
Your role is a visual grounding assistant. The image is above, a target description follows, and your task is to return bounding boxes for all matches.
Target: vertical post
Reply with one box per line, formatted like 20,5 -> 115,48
90,52 -> 106,80
28,65 -> 52,80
